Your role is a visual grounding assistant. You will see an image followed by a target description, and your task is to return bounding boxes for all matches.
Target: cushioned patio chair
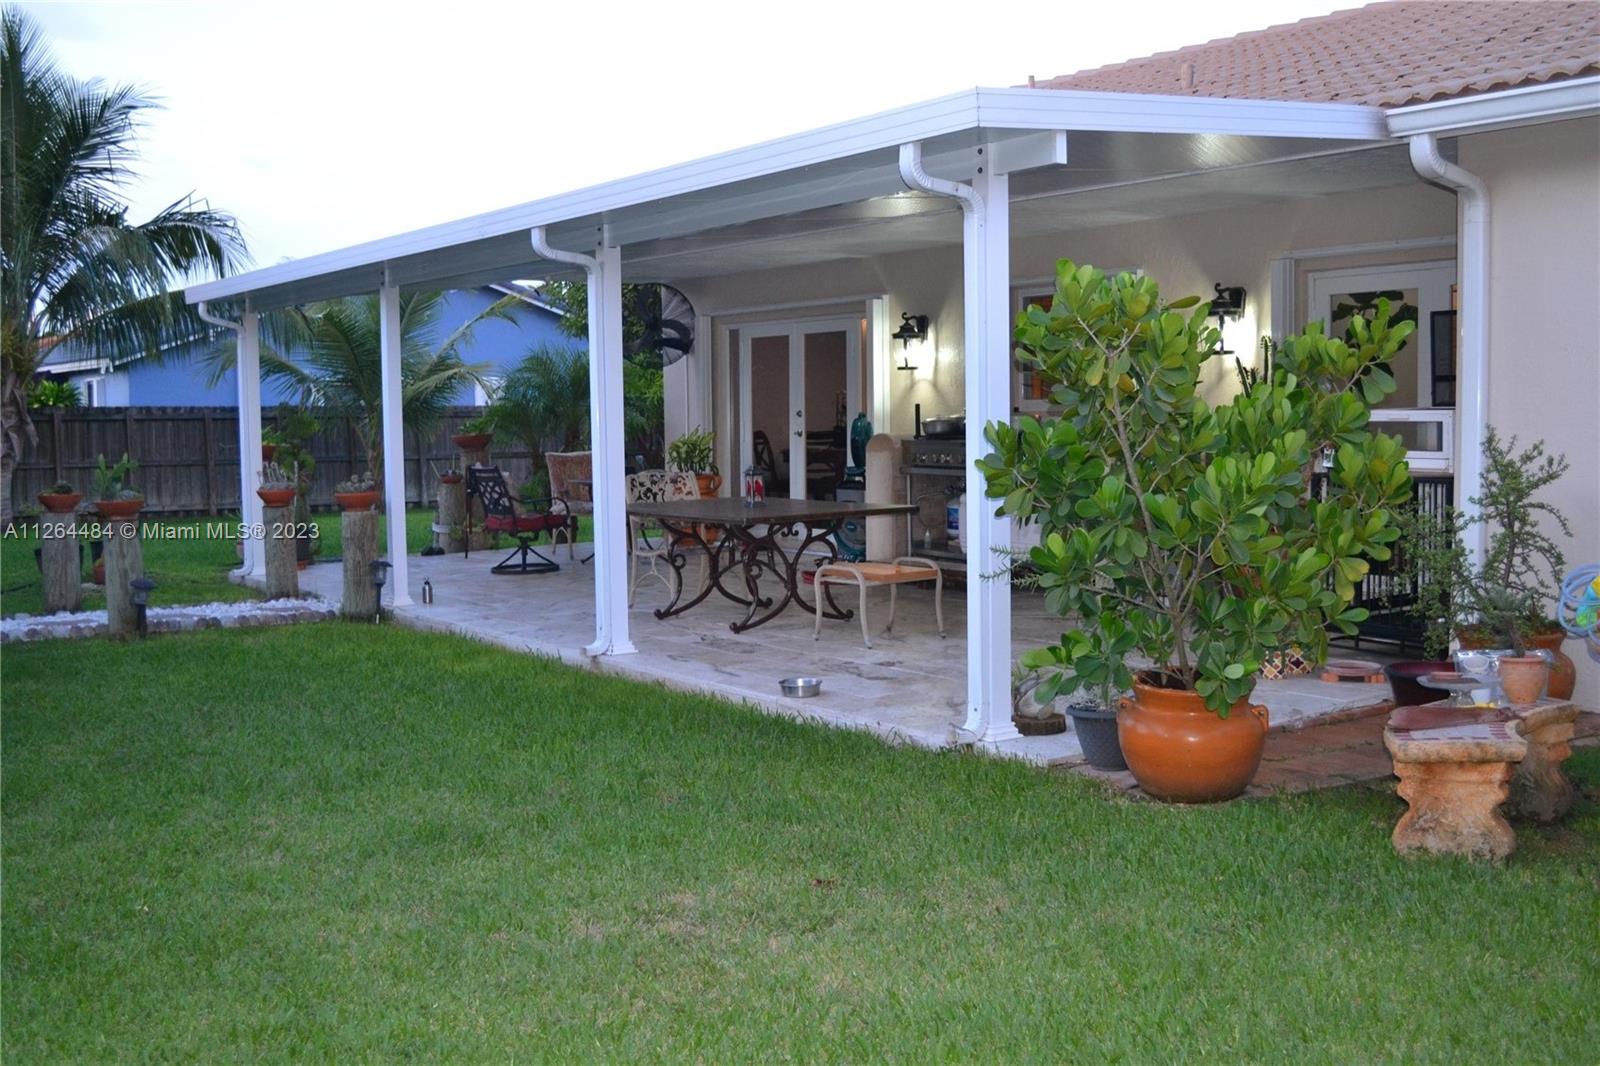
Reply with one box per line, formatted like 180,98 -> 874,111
626,469 -> 707,606
466,465 -> 570,575
811,556 -> 945,648
545,450 -> 591,560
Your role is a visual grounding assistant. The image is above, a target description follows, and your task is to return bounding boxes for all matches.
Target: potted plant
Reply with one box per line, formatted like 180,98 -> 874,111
1404,429 -> 1575,701
261,427 -> 281,463
335,471 -> 379,512
268,408 -> 320,565
438,464 -> 463,485
451,415 -> 494,451
981,263 -> 1413,802
1046,619 -> 1134,771
1012,665 -> 1066,736
37,480 -> 82,514
667,426 -> 721,498
92,453 -> 145,520
256,462 -> 297,508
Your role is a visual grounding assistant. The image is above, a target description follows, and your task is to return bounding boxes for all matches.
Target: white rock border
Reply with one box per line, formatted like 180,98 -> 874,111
1,598 -> 336,643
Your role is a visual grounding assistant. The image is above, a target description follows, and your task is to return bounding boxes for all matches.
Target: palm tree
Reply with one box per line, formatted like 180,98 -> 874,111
485,343 -> 589,483
209,291 -> 506,492
1,7 -> 246,522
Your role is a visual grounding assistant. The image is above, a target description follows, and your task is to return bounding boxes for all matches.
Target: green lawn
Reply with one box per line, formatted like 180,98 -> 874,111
0,509 -> 493,616
3,624 -> 1596,1061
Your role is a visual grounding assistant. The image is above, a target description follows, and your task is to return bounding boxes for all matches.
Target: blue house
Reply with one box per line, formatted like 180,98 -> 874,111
37,284 -> 576,407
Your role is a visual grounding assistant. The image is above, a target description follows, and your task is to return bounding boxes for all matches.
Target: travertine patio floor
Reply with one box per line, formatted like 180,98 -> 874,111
273,548 -> 1394,766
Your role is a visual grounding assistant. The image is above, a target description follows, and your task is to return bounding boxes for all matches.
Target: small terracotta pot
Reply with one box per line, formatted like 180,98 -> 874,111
695,472 -> 723,499
92,558 -> 105,585
37,492 -> 82,514
95,498 -> 143,520
261,443 -> 279,462
335,490 -> 380,512
439,473 -> 463,485
257,487 -> 297,508
1497,655 -> 1548,705
1117,674 -> 1269,803
1458,626 -> 1575,701
452,433 -> 492,450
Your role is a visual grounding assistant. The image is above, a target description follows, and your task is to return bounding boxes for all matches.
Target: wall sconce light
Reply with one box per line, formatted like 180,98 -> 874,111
1210,284 -> 1246,354
891,313 -> 930,371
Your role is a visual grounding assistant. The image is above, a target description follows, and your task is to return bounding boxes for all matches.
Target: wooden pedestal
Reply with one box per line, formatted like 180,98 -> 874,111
103,515 -> 144,637
39,511 -> 82,613
341,509 -> 380,621
262,504 -> 299,600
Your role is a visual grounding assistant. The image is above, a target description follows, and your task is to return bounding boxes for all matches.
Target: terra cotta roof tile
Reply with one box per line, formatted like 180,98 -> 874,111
1029,1 -> 1600,107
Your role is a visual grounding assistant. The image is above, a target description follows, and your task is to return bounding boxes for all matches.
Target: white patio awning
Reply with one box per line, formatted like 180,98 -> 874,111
184,87 -> 1393,310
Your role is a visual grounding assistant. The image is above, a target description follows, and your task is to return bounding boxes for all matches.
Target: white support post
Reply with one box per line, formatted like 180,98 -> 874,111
236,309 -> 263,578
532,227 -> 635,656
378,279 -> 412,607
961,170 -> 1019,745
589,242 -> 635,655
898,143 -> 1018,746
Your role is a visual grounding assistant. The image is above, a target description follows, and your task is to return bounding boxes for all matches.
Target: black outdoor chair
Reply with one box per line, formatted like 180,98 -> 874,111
466,466 -> 570,575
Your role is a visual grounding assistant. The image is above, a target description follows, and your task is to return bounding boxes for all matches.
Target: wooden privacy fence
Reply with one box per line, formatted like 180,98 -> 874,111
11,406 -> 541,516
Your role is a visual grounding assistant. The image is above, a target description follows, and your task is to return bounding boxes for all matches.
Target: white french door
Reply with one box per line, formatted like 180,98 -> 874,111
737,317 -> 861,500
1306,260 -> 1456,410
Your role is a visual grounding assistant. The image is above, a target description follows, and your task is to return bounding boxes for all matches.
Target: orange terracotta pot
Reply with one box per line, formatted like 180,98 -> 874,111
95,498 -> 143,520
1458,627 -> 1575,700
1116,674 -> 1269,803
37,492 -> 82,514
257,487 -> 297,508
261,443 -> 278,462
694,472 -> 723,499
451,433 -> 492,450
335,491 -> 381,512
1497,655 -> 1549,705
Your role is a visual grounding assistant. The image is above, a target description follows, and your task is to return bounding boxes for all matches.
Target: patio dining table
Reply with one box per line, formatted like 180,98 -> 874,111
626,496 -> 918,633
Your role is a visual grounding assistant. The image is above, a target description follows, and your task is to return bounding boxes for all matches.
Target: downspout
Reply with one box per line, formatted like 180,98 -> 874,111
531,226 -> 630,658
1408,133 -> 1489,566
195,301 -> 239,333
898,140 -> 980,217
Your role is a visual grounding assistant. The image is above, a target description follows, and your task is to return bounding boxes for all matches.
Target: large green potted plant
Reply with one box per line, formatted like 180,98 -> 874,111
980,263 -> 1413,802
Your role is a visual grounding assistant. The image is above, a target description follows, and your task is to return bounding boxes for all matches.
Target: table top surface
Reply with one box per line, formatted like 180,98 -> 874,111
627,497 -> 917,524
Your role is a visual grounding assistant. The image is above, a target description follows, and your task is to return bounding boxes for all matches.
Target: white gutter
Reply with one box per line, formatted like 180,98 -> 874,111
1408,133 -> 1488,566
1387,75 -> 1600,138
195,301 -> 239,332
530,226 -> 634,659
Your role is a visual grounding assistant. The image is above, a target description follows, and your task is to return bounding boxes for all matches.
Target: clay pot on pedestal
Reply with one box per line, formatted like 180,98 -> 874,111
261,443 -> 279,462
38,491 -> 82,514
335,491 -> 381,512
257,487 -> 297,508
439,473 -> 463,486
1458,626 -> 1575,701
94,497 -> 144,520
1116,673 -> 1269,803
1497,656 -> 1549,705
451,432 -> 492,450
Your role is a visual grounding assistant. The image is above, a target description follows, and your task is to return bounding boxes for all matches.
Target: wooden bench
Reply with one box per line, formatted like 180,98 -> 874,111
811,557 -> 944,648
1384,699 -> 1579,861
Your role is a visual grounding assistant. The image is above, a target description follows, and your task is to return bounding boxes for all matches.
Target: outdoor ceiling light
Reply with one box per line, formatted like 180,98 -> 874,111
892,313 -> 930,371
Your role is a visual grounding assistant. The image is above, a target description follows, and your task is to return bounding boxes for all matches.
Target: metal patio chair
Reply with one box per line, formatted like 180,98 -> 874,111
467,465 -> 570,575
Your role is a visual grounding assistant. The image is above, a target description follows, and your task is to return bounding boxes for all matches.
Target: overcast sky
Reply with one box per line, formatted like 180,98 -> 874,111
26,0 -> 1351,272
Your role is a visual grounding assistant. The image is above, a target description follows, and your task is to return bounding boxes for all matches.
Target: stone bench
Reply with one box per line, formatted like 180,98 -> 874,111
1384,699 -> 1579,861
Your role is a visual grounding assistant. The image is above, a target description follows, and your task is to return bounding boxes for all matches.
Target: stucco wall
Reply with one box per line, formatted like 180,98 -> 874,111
677,179 -> 1455,437
1460,116 -> 1600,709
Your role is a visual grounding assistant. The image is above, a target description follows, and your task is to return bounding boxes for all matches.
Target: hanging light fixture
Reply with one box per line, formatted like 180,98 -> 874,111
891,313 -> 930,371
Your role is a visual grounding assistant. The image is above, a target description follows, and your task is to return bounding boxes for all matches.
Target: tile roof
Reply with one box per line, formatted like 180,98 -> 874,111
1030,1 -> 1600,108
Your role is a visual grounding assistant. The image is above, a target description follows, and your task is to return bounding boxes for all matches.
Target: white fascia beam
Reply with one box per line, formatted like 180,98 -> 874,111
898,141 -> 1019,748
1387,75 -> 1600,138
1408,133 -> 1489,567
378,278 -> 413,607
531,226 -> 635,657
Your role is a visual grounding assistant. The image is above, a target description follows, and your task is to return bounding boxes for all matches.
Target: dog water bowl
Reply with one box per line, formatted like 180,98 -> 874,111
780,677 -> 822,698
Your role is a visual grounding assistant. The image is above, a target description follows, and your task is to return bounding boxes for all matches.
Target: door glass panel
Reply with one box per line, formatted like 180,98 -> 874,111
748,334 -> 789,491
803,330 -> 848,498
